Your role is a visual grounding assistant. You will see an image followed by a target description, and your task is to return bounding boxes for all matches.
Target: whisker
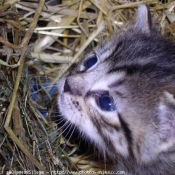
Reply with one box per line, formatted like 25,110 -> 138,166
49,121 -> 72,145
57,124 -> 76,156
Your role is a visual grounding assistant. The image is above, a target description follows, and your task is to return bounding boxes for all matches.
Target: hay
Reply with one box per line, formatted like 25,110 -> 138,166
0,0 -> 175,174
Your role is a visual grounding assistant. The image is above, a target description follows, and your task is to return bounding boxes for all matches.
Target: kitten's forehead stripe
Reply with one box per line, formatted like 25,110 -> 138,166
108,63 -> 175,79
91,71 -> 125,91
100,40 -> 122,62
109,80 -> 125,88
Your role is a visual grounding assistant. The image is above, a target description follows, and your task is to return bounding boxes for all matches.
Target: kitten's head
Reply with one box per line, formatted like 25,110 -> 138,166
57,4 -> 175,166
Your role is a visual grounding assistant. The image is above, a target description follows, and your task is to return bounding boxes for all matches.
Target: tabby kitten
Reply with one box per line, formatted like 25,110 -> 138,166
57,4 -> 175,175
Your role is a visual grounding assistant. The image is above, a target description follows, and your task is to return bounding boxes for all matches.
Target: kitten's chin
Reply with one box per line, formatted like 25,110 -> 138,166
58,92 -> 107,151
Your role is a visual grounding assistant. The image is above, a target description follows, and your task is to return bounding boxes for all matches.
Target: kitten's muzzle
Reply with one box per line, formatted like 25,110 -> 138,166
64,79 -> 82,96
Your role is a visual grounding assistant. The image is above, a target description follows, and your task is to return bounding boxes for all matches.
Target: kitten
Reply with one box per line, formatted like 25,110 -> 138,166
57,4 -> 175,175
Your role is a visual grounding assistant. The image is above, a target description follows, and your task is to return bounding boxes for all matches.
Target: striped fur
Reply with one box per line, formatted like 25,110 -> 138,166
57,4 -> 175,174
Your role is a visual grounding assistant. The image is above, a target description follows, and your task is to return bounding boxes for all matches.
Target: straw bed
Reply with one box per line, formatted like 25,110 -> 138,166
0,0 -> 175,174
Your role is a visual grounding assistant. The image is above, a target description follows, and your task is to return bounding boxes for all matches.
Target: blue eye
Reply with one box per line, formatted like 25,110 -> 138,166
99,94 -> 115,111
84,56 -> 97,69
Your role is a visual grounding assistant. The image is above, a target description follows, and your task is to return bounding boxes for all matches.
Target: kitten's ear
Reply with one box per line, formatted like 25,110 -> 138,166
135,4 -> 152,33
157,91 -> 175,151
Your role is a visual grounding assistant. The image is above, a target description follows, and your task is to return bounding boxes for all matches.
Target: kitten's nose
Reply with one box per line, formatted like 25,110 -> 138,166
63,79 -> 82,96
64,79 -> 70,93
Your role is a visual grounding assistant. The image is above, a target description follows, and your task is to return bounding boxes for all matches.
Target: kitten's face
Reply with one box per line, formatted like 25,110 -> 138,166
57,4 -> 175,169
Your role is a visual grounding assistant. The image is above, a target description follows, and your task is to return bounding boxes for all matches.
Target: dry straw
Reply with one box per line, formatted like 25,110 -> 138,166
0,0 -> 175,174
